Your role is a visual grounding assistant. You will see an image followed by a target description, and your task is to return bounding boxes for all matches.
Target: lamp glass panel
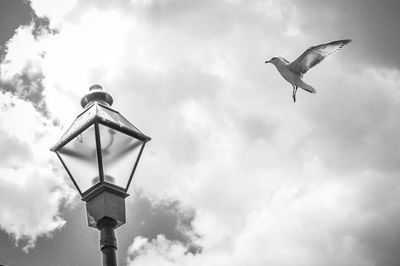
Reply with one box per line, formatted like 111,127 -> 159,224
97,105 -> 142,134
58,124 -> 100,193
98,124 -> 143,189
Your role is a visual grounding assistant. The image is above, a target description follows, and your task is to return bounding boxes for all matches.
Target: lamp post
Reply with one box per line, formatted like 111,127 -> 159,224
51,85 -> 151,266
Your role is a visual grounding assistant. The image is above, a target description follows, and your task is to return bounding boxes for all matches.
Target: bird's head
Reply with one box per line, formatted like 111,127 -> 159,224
265,57 -> 278,65
265,56 -> 288,66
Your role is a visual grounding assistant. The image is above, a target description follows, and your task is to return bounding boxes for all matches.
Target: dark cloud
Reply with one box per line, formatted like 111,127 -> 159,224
126,190 -> 201,257
112,63 -> 223,164
0,64 -> 49,116
134,0 -> 235,38
0,130 -> 33,165
2,0 -> 400,265
237,113 -> 277,142
0,3 -> 57,118
292,65 -> 400,265
129,0 -> 292,46
0,1 -> 57,56
0,0 -> 32,49
351,174 -> 400,266
0,189 -> 200,265
31,14 -> 58,38
294,0 -> 400,69
300,72 -> 400,174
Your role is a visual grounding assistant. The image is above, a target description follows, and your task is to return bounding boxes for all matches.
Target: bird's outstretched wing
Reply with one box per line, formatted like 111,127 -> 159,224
287,39 -> 351,75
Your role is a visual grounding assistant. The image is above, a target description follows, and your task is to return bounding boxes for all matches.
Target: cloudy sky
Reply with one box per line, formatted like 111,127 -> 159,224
1,0 -> 400,265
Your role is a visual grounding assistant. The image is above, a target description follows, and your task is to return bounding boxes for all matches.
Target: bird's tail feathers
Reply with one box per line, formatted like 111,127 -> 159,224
300,83 -> 316,94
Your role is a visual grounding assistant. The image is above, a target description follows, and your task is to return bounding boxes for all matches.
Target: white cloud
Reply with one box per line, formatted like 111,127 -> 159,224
0,93 -> 74,252
126,235 -> 195,266
29,0 -> 78,27
0,25 -> 44,81
2,0 -> 400,264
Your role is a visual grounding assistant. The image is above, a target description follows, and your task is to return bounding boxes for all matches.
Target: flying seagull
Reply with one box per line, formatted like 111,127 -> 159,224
265,39 -> 352,102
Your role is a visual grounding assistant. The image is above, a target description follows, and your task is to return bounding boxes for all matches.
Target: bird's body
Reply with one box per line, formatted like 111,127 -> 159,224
273,57 -> 316,93
265,39 -> 351,102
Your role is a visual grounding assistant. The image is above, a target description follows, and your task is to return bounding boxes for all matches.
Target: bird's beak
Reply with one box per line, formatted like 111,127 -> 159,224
265,60 -> 271,64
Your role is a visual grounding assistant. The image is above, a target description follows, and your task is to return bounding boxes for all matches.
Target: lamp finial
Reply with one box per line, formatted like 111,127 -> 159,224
81,84 -> 113,108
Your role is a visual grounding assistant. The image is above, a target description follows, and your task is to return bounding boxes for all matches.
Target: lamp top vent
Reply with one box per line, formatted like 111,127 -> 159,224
81,84 -> 113,108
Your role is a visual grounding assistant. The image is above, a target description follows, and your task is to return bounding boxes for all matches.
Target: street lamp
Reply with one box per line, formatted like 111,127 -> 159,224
51,85 -> 151,266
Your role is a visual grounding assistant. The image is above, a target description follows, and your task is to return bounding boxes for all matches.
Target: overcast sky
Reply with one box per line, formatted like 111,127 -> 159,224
1,0 -> 400,265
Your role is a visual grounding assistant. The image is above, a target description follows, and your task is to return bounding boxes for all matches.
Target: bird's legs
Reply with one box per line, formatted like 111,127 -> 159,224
292,85 -> 298,102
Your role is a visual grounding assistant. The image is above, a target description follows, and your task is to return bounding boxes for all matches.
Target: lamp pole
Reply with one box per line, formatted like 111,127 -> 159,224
98,218 -> 118,266
51,85 -> 151,266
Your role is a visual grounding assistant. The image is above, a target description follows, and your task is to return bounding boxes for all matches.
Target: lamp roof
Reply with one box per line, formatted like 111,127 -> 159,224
51,102 -> 151,151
